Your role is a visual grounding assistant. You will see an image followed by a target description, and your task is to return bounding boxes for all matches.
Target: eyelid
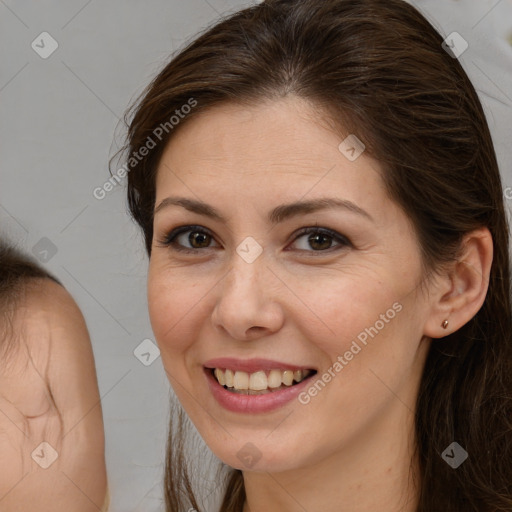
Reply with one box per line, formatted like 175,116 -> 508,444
156,224 -> 352,253
156,225 -> 218,252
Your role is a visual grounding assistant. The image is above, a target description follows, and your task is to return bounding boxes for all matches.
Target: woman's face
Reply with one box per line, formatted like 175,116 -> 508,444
148,96 -> 433,472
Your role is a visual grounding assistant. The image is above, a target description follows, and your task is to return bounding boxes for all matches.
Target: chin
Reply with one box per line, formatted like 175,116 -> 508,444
205,434 -> 306,473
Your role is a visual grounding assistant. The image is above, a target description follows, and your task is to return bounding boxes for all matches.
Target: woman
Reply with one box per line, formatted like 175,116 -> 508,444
119,0 -> 512,510
0,241 -> 108,511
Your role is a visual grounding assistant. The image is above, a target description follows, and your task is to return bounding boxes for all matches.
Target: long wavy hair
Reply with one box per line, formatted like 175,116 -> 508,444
119,0 -> 512,510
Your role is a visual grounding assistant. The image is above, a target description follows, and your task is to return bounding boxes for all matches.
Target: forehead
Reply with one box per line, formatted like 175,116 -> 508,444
154,97 -> 389,223
160,97 -> 355,170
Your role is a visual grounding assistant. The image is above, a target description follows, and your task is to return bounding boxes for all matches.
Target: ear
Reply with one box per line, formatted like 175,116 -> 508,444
423,227 -> 493,339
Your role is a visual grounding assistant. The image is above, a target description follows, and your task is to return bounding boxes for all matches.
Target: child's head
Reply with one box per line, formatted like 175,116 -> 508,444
0,241 -> 61,359
0,239 -> 108,509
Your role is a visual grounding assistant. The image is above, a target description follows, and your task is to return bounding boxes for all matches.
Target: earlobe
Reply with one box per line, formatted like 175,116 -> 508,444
423,227 -> 493,339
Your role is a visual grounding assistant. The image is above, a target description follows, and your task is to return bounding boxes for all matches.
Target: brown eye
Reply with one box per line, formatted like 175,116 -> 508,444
290,227 -> 351,253
188,231 -> 211,249
307,232 -> 333,250
159,225 -> 218,253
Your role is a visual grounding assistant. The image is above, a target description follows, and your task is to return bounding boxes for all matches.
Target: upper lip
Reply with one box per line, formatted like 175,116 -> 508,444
203,357 -> 316,373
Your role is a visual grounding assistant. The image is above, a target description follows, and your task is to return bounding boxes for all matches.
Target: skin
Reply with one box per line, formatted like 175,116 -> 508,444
0,278 -> 108,511
147,96 -> 493,512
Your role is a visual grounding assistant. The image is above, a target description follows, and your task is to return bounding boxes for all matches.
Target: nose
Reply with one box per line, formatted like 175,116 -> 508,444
211,256 -> 284,341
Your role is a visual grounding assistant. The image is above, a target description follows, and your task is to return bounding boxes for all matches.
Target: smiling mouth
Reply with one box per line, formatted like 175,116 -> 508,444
210,368 -> 317,395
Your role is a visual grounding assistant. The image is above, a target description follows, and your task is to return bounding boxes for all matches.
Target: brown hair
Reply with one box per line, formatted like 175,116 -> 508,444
119,0 -> 512,510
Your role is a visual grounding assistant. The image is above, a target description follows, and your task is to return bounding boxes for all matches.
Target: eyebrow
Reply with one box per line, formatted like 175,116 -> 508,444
153,196 -> 373,224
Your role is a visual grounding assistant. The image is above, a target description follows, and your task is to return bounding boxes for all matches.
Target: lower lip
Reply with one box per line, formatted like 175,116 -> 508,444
204,368 -> 315,413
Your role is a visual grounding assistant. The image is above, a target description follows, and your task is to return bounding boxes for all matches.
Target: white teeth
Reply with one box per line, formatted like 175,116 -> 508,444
249,371 -> 268,391
282,370 -> 294,386
225,369 -> 234,388
212,368 -> 313,392
267,369 -> 282,388
214,368 -> 225,386
233,371 -> 249,390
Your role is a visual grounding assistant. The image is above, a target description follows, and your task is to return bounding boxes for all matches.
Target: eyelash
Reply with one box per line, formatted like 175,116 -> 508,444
156,224 -> 352,255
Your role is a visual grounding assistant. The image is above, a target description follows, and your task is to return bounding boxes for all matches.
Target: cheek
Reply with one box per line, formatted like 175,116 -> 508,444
287,264 -> 422,403
147,264 -> 200,358
288,267 -> 403,350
